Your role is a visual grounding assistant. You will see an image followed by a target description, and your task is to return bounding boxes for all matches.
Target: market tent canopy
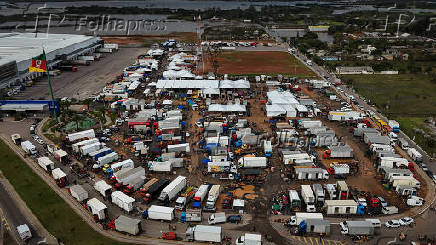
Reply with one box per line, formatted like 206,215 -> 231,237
219,79 -> 250,89
156,80 -> 219,89
267,90 -> 299,105
208,104 -> 246,112
266,104 -> 296,117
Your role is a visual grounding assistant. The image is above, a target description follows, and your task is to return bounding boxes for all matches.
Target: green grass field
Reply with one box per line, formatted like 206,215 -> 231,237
0,141 -> 126,245
342,74 -> 436,117
341,74 -> 436,156
395,117 -> 436,156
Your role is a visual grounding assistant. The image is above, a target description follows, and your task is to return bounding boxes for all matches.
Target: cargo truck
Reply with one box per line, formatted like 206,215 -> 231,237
141,179 -> 169,202
204,185 -> 221,212
115,216 -> 141,235
289,190 -> 301,210
158,176 -> 186,202
301,185 -> 316,212
80,142 -> 101,156
87,198 -> 107,220
72,138 -> 99,152
312,184 -> 325,204
67,129 -> 95,142
186,225 -> 221,243
21,141 -> 37,155
340,221 -> 374,235
146,205 -> 174,221
52,168 -> 68,187
208,212 -> 226,225
16,224 -> 32,241
193,185 -> 209,208
388,120 -> 400,132
90,147 -> 112,161
95,152 -> 118,168
180,209 -> 202,222
37,157 -> 54,172
111,159 -> 134,173
289,212 -> 323,226
111,191 -> 135,212
236,233 -> 262,245
398,138 -> 409,151
94,180 -> 112,197
238,157 -> 267,168
263,140 -> 272,157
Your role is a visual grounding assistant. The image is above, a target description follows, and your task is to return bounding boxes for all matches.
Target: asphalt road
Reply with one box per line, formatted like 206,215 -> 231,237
0,181 -> 44,245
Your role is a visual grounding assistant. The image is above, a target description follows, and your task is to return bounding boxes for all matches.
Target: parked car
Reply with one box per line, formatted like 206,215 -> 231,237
399,217 -> 414,226
227,215 -> 242,224
432,175 -> 436,185
385,220 -> 401,228
377,197 -> 388,207
195,121 -> 203,128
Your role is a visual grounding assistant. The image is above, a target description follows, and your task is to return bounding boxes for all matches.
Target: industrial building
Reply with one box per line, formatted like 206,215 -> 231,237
0,33 -> 102,89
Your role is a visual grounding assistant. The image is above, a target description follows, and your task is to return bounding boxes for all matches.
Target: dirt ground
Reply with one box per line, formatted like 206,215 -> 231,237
201,51 -> 317,77
101,32 -> 199,46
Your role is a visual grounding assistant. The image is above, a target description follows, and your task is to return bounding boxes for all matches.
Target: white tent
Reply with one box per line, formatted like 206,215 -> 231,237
266,104 -> 297,117
219,79 -> 250,89
156,80 -> 219,89
162,100 -> 173,105
267,90 -> 299,105
208,104 -> 246,112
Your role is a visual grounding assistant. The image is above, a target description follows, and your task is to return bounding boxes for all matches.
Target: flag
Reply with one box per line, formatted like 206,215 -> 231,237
29,53 -> 47,72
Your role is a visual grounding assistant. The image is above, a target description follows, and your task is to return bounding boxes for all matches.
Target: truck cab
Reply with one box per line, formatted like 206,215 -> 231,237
339,221 -> 348,235
175,197 -> 186,210
17,224 -> 32,241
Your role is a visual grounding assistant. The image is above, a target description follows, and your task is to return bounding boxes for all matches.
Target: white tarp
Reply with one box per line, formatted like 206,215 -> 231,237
219,79 -> 250,89
208,104 -> 246,112
156,80 -> 219,89
266,104 -> 297,117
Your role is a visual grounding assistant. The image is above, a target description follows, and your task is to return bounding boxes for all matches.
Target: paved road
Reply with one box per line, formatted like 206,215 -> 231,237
0,180 -> 44,245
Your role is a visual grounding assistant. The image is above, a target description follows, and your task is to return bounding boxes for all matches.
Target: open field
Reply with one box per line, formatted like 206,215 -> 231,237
395,117 -> 436,156
203,51 -> 318,77
0,141 -> 125,245
102,32 -> 199,46
342,74 -> 436,117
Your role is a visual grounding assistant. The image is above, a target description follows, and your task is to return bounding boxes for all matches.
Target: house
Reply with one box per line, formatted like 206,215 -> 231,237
324,200 -> 358,215
336,66 -> 374,75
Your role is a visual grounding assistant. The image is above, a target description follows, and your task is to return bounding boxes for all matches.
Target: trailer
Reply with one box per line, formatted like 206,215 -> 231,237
325,184 -> 337,199
21,141 -> 37,155
289,190 -> 301,210
238,157 -> 267,168
115,216 -> 141,235
193,185 -> 209,208
390,176 -> 420,188
94,180 -> 112,197
181,209 -> 202,222
263,140 -> 272,157
142,179 -> 169,200
89,147 -> 112,161
87,198 -> 107,220
328,164 -> 350,175
301,185 -> 316,212
312,184 -> 325,204
147,205 -> 174,221
325,145 -> 353,158
340,221 -> 374,235
289,212 -> 323,226
236,233 -> 262,245
53,149 -> 68,163
337,181 -> 349,200
52,168 -> 68,187
295,168 -> 329,180
158,176 -> 187,202
149,161 -> 172,172
95,152 -> 119,168
379,157 -> 409,168
204,185 -> 221,212
111,191 -> 135,212
114,167 -> 145,185
11,134 -> 21,145
80,142 -> 101,156
186,225 -> 221,243
208,212 -> 226,225
72,138 -> 99,153
37,157 -> 55,172
299,120 -> 322,129
111,159 -> 134,173
167,143 -> 190,153
398,138 -> 409,150
69,185 -> 88,202
353,127 -> 379,137
67,129 -> 95,142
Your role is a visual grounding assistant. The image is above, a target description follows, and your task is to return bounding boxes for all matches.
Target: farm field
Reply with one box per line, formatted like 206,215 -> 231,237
342,74 -> 436,117
0,141 -> 125,245
203,51 -> 318,77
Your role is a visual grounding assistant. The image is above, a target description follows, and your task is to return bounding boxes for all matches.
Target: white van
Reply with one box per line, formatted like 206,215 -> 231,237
365,219 -> 381,228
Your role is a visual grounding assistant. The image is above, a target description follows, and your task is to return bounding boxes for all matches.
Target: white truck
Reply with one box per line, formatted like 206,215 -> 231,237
72,138 -> 99,153
263,140 -> 272,157
208,212 -> 226,225
16,224 -> 32,241
301,185 -> 316,212
407,148 -> 423,163
37,157 -> 55,172
289,212 -> 323,226
158,176 -> 187,202
69,185 -> 88,202
175,197 -> 187,210
147,205 -> 174,221
312,184 -> 325,204
149,161 -> 172,172
114,216 -> 141,235
340,221 -> 374,235
67,129 -> 95,142
95,152 -> 118,168
186,225 -> 221,243
111,159 -> 134,173
379,157 -> 408,168
21,140 -> 37,155
238,157 -> 267,168
204,185 -> 221,212
390,176 -> 420,188
80,142 -> 101,156
94,180 -> 112,197
167,143 -> 190,153
87,198 -> 107,220
236,233 -> 262,245
111,191 -> 135,212
193,184 -> 209,203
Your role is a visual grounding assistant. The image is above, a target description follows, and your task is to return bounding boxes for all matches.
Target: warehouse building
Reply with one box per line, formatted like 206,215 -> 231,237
0,33 -> 102,89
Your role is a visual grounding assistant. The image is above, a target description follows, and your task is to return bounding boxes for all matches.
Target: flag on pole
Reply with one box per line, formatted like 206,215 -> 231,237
29,53 -> 47,72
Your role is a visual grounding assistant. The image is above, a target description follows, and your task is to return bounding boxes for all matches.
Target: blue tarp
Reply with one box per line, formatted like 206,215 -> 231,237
202,158 -> 210,164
